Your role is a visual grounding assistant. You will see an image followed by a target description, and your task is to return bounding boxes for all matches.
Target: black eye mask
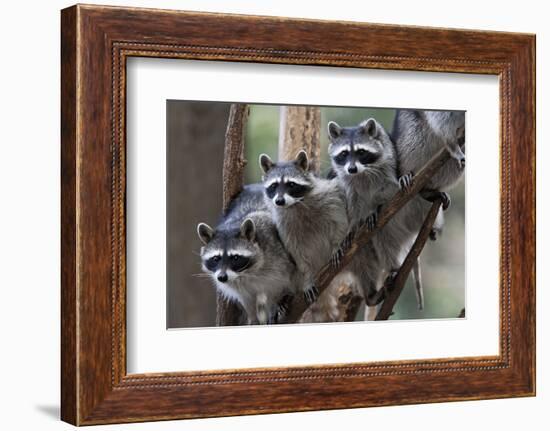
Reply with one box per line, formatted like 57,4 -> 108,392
265,182 -> 278,199
205,255 -> 221,272
356,150 -> 380,165
265,180 -> 311,200
204,254 -> 252,273
333,148 -> 380,167
333,150 -> 350,166
228,255 -> 252,272
284,181 -> 310,199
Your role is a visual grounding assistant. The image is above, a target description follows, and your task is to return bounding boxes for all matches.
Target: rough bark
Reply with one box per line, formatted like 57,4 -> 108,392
222,104 -> 249,211
278,106 -> 321,171
216,103 -> 250,326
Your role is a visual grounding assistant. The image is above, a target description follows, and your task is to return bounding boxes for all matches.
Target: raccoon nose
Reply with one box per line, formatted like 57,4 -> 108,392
217,273 -> 228,283
275,197 -> 286,206
348,165 -> 358,174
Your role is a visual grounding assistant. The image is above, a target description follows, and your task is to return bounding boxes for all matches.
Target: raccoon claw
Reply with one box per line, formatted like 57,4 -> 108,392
398,172 -> 414,191
343,230 -> 355,250
331,231 -> 355,268
276,294 -> 293,319
440,192 -> 451,210
362,212 -> 378,231
330,248 -> 344,269
303,285 -> 319,305
420,189 -> 451,211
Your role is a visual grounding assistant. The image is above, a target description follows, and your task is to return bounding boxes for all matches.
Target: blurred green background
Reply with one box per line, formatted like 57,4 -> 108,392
245,105 -> 465,321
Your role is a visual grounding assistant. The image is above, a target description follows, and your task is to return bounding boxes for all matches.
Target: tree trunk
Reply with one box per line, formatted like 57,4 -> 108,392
216,104 -> 250,326
278,106 -> 321,170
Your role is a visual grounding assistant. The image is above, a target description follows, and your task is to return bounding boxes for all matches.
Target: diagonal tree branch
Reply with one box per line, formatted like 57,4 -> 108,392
287,147 -> 453,323
375,198 -> 442,320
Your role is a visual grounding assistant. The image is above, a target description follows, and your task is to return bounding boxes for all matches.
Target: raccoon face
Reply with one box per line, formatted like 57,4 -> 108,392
328,119 -> 386,177
259,151 -> 313,208
197,219 -> 259,283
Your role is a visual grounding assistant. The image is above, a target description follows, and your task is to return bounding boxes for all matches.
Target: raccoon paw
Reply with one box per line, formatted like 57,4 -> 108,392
366,287 -> 387,306
440,192 -> 451,210
343,230 -> 355,250
362,212 -> 378,231
365,271 -> 397,306
277,294 -> 294,319
398,172 -> 414,191
330,251 -> 342,269
429,228 -> 439,241
303,285 -> 319,305
420,189 -> 451,211
331,232 -> 355,268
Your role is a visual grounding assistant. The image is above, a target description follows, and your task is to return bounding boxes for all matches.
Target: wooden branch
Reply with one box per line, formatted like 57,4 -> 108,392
375,199 -> 442,320
288,147 -> 452,323
278,106 -> 321,173
222,103 -> 249,212
217,103 -> 249,326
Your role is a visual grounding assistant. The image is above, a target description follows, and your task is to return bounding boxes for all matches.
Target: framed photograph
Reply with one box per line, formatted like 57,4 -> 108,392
61,4 -> 535,425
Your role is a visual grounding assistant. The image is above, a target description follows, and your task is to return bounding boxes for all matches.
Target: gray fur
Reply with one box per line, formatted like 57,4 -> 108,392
392,109 -> 465,191
260,151 -> 349,303
328,118 -> 426,312
197,184 -> 297,324
390,109 -> 465,256
328,118 -> 399,228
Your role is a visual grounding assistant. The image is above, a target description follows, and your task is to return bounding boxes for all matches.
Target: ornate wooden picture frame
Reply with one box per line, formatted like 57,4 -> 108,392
61,4 -> 535,425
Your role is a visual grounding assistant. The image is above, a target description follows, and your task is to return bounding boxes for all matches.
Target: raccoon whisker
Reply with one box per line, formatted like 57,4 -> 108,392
191,273 -> 212,278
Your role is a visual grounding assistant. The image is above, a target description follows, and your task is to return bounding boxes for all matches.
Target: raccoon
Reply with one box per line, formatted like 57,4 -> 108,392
197,184 -> 297,325
259,150 -> 350,305
328,118 -> 433,313
391,109 -> 465,208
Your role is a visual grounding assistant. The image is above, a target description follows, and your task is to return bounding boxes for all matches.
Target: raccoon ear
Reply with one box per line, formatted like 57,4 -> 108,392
294,150 -> 309,171
259,154 -> 274,174
197,223 -> 214,245
361,118 -> 378,137
240,218 -> 256,242
328,121 -> 342,140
